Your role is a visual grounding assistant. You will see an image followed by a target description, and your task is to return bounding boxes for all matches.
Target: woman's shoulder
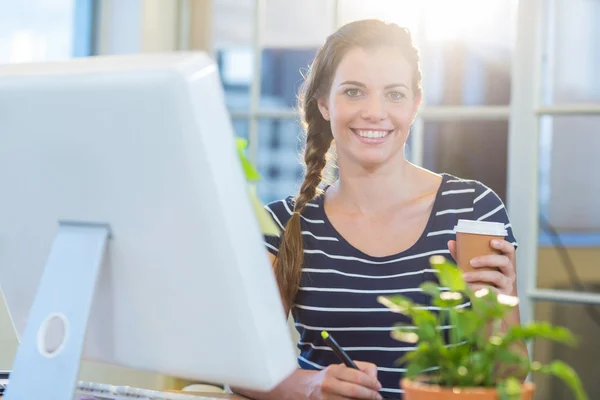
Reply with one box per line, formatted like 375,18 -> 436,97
439,173 -> 504,205
263,196 -> 295,231
264,194 -> 324,227
440,173 -> 492,193
439,173 -> 512,226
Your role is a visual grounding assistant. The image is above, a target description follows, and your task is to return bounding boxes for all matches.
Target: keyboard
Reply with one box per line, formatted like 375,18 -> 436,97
75,381 -> 223,399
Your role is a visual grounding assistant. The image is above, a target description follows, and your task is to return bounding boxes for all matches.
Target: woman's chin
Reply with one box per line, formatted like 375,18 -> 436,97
354,154 -> 395,170
340,146 -> 405,171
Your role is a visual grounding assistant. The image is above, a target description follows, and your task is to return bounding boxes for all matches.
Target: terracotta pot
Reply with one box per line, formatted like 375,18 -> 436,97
401,378 -> 536,400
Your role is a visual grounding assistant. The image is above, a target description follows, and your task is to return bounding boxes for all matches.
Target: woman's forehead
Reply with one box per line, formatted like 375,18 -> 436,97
332,46 -> 413,88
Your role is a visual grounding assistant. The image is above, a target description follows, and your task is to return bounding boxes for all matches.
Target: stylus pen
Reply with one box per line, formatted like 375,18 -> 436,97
321,331 -> 394,400
321,330 -> 359,369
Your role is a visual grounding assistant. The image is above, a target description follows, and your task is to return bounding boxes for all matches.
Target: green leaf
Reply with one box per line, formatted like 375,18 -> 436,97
537,361 -> 588,400
406,362 -> 428,379
497,377 -> 522,400
504,322 -> 577,347
468,351 -> 492,386
429,256 -> 466,292
247,184 -> 280,236
236,138 -> 261,181
417,320 -> 439,342
455,310 -> 480,339
420,282 -> 442,298
390,328 -> 419,344
469,288 -> 513,321
495,348 -> 526,365
377,295 -> 415,315
433,292 -> 464,309
493,348 -> 530,380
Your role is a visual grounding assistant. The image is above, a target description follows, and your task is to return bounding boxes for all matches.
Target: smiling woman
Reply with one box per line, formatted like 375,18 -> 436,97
228,19 -> 524,400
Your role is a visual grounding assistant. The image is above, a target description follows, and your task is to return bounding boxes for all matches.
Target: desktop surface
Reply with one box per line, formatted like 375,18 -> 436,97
0,393 -> 248,400
0,387 -> 249,400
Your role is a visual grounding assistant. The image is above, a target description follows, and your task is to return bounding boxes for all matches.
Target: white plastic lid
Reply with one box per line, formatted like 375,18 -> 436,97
453,219 -> 507,236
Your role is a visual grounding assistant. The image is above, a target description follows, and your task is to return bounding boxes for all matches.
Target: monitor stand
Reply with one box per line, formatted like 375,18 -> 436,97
4,221 -> 111,400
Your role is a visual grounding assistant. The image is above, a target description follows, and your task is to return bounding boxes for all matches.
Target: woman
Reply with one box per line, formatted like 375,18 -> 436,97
238,19 -> 522,400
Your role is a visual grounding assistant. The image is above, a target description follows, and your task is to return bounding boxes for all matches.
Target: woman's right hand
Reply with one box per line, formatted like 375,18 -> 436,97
306,361 -> 382,400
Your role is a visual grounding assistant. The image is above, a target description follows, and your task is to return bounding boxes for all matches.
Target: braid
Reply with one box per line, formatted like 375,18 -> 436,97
295,119 -> 332,211
275,98 -> 332,311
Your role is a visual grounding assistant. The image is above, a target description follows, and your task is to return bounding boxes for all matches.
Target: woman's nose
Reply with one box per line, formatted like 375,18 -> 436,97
360,96 -> 387,121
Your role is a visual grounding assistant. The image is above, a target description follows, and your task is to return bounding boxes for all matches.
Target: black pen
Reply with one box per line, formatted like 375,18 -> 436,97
321,331 -> 395,400
321,330 -> 359,369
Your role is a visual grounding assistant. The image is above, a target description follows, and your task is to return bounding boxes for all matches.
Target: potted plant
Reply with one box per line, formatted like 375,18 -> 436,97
377,255 -> 588,400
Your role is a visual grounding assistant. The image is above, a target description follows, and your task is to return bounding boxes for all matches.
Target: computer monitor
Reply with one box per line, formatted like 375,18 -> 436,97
0,52 -> 297,399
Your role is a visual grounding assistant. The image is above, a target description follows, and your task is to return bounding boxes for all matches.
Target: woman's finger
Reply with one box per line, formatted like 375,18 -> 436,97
490,239 -> 516,257
470,254 -> 514,278
326,379 -> 382,400
355,361 -> 379,379
333,366 -> 382,392
447,240 -> 457,261
463,270 -> 508,290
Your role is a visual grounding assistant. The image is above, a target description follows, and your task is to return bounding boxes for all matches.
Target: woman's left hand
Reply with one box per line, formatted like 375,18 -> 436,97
447,239 -> 517,296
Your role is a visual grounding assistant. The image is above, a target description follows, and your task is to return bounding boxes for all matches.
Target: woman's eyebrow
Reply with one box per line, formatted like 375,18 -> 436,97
339,80 -> 409,90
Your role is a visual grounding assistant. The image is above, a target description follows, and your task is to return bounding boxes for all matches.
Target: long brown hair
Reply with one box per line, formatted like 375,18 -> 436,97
274,19 -> 423,311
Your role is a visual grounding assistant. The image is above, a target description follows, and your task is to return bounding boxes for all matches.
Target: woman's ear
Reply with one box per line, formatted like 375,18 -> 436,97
317,98 -> 330,121
410,92 -> 422,124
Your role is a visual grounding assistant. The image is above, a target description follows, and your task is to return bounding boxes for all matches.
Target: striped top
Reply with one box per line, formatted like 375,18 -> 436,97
264,173 -> 517,399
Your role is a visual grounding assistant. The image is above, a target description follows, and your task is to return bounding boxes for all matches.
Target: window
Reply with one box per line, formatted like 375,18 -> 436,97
0,0 -> 92,64
217,48 -> 253,110
422,44 -> 512,106
260,48 -> 317,110
539,116 -> 600,233
537,115 -> 600,261
256,119 -> 304,204
420,1 -> 516,106
542,0 -> 600,105
422,120 -> 509,202
536,0 -> 600,247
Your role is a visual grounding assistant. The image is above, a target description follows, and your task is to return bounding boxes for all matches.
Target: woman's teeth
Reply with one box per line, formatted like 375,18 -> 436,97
356,130 -> 390,139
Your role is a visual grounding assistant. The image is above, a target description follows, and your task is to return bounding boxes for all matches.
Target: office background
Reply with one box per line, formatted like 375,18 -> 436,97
1,0 -> 600,398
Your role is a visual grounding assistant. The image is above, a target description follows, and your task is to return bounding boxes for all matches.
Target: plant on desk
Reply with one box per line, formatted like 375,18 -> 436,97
235,137 -> 279,237
378,256 -> 588,400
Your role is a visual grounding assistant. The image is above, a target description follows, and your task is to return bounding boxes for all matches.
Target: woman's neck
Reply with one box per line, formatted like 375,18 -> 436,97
329,155 -> 439,216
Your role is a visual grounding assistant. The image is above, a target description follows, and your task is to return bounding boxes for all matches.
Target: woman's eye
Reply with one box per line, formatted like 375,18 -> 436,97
345,88 -> 361,97
387,91 -> 405,100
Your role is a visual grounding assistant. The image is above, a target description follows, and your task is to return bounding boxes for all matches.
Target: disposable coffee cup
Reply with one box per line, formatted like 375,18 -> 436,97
453,219 -> 508,273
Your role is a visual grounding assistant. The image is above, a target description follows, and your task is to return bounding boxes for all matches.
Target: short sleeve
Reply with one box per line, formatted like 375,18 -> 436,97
472,183 -> 518,249
263,196 -> 295,255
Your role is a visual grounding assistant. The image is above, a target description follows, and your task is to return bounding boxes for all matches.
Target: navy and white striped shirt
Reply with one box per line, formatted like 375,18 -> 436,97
264,173 -> 517,399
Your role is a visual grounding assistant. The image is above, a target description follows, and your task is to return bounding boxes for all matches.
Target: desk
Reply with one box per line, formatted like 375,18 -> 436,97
0,391 -> 250,399
166,390 -> 249,399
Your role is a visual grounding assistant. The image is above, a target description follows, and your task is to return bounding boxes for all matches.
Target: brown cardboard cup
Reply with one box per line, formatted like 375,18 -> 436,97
454,219 -> 508,274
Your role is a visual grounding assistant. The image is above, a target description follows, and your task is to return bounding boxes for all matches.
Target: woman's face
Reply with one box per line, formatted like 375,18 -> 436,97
318,46 -> 421,170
